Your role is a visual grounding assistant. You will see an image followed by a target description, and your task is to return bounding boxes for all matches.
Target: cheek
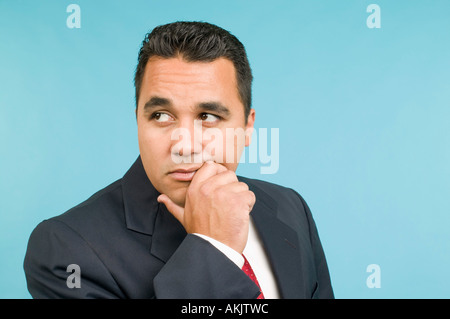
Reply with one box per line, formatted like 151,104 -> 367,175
226,128 -> 246,162
202,128 -> 245,165
138,125 -> 171,164
137,125 -> 173,192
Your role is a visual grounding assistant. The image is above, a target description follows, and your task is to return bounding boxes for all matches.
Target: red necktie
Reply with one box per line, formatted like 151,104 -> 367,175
242,255 -> 265,299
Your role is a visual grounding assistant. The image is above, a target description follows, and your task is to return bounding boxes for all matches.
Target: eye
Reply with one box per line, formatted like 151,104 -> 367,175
199,113 -> 220,123
151,112 -> 173,123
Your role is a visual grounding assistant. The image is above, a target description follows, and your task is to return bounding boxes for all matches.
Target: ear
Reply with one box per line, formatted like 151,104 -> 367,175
245,109 -> 256,147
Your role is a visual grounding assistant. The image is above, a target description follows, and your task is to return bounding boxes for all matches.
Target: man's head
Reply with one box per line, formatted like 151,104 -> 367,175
134,21 -> 255,207
134,21 -> 253,119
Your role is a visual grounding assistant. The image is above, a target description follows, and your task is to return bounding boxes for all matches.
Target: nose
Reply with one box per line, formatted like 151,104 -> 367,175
170,120 -> 203,163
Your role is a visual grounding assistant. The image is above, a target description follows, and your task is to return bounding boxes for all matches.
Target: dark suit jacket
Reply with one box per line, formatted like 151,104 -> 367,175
24,157 -> 334,299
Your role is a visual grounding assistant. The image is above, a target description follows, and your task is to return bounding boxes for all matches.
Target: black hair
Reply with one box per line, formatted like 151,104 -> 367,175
134,21 -> 253,118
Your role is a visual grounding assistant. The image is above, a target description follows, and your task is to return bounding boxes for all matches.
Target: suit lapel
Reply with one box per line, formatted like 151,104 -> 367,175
122,156 -> 158,236
150,203 -> 187,263
122,156 -> 187,263
245,179 -> 306,299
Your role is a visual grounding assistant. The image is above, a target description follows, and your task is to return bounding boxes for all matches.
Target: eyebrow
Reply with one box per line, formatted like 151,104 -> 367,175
143,96 -> 231,117
197,102 -> 230,117
143,96 -> 172,112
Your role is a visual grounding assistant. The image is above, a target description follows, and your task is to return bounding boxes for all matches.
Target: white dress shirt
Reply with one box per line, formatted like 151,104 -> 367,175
194,217 -> 281,299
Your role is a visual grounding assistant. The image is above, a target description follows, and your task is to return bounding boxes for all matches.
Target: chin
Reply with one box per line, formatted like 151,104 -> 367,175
172,196 -> 186,208
166,187 -> 188,208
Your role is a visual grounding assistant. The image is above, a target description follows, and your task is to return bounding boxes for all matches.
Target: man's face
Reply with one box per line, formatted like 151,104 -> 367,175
136,56 -> 255,207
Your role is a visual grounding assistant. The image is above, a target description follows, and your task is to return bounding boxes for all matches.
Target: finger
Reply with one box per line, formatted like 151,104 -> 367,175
217,181 -> 249,193
204,170 -> 239,189
239,189 -> 256,211
191,161 -> 227,186
217,184 -> 255,212
157,194 -> 184,224
246,190 -> 256,211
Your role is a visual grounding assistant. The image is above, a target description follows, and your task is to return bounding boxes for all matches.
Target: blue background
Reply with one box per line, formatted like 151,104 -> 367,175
1,0 -> 449,298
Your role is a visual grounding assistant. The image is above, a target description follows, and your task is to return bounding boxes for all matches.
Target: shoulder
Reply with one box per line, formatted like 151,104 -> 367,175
238,175 -> 317,236
28,178 -> 125,252
51,179 -> 124,229
24,179 -> 127,297
238,175 -> 307,209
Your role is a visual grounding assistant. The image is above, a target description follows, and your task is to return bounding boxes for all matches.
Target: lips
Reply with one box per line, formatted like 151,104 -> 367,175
168,167 -> 201,182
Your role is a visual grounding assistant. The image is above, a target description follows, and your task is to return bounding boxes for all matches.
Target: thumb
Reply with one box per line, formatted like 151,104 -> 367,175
157,194 -> 184,224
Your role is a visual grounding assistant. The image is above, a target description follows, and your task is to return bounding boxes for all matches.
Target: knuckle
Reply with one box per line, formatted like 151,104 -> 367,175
229,171 -> 238,179
216,190 -> 226,202
199,183 -> 210,196
223,170 -> 236,179
247,190 -> 256,204
238,182 -> 249,191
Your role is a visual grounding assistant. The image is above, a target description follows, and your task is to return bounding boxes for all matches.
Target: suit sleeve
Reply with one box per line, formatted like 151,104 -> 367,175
24,219 -> 125,299
296,193 -> 334,299
153,234 -> 261,299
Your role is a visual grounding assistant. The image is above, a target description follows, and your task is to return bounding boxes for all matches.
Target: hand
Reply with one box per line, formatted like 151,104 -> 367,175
157,161 -> 256,254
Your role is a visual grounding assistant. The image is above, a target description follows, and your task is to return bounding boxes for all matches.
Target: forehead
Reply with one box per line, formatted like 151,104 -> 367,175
138,56 -> 242,111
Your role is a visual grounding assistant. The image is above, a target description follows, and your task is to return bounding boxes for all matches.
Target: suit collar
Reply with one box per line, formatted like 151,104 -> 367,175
121,156 -> 159,235
121,156 -> 186,262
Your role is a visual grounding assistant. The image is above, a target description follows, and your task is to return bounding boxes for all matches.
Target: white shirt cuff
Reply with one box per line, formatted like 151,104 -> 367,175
193,233 -> 245,269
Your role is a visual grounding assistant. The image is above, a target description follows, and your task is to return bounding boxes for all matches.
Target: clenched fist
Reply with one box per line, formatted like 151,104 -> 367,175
157,161 -> 256,254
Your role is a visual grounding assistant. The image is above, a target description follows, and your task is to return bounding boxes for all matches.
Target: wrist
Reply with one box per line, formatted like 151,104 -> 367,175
193,233 -> 245,268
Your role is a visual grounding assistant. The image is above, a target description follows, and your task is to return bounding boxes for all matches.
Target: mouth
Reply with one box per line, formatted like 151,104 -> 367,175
168,167 -> 201,182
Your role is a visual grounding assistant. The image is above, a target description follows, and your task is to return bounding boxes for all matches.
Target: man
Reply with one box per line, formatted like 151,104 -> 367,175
24,21 -> 334,299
